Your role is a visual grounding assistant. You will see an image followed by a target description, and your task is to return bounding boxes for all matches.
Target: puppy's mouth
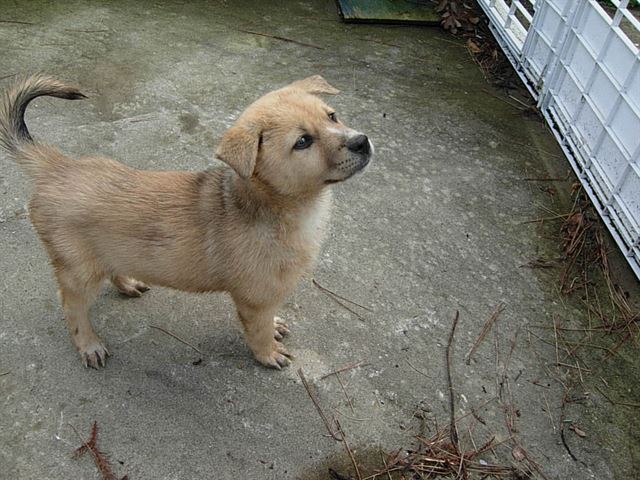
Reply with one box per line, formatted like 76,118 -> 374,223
325,138 -> 374,185
324,155 -> 371,185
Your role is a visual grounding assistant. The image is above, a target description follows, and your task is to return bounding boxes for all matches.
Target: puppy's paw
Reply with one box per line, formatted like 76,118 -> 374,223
79,341 -> 110,369
113,276 -> 150,298
255,342 -> 293,370
273,316 -> 290,341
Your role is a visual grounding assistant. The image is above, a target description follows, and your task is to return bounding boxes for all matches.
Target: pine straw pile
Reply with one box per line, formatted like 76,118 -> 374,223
522,183 -> 640,464
321,375 -> 545,480
306,313 -> 546,480
359,426 -> 536,480
557,184 -> 639,351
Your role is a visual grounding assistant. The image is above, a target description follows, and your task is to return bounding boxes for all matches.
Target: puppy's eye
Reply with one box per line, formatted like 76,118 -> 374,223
328,112 -> 338,123
293,134 -> 313,150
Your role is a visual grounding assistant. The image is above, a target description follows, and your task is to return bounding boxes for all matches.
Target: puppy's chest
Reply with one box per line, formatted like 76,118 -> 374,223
254,199 -> 331,271
291,201 -> 330,248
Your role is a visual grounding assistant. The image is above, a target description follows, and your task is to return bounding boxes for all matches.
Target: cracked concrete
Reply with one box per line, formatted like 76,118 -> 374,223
1,1 -> 639,479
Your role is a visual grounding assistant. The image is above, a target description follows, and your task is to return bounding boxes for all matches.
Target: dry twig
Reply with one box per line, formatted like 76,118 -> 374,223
312,279 -> 373,321
446,311 -> 461,449
319,359 -> 369,380
336,420 -> 362,480
64,28 -> 109,33
0,19 -> 35,25
594,384 -> 640,408
298,368 -> 343,441
465,303 -> 504,364
148,324 -> 203,355
336,373 -> 356,414
521,258 -> 559,269
238,29 -> 324,50
405,359 -> 432,379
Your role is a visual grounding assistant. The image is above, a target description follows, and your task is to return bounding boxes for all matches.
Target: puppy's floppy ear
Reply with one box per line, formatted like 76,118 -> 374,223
287,75 -> 339,95
215,124 -> 260,179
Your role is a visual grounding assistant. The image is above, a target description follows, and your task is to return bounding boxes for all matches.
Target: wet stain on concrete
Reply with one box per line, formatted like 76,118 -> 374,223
79,62 -> 139,121
179,112 -> 200,134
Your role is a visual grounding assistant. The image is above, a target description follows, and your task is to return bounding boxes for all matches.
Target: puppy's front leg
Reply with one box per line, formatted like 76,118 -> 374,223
234,300 -> 292,369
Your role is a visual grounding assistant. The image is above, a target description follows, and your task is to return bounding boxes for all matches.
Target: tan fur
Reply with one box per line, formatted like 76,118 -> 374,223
0,74 -> 372,369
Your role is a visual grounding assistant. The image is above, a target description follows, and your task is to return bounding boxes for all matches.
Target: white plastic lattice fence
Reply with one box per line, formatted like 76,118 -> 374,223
478,0 -> 640,279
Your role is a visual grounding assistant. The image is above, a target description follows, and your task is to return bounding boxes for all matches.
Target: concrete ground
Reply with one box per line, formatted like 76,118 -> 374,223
1,1 -> 638,479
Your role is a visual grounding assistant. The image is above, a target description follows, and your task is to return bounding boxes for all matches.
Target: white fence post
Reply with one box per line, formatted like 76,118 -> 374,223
477,0 -> 640,279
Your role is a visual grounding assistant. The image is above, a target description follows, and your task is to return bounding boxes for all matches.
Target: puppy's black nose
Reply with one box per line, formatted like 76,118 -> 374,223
346,134 -> 370,155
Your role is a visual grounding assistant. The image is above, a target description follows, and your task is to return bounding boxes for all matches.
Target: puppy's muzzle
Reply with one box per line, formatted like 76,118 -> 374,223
326,132 -> 374,184
347,134 -> 371,157
346,133 -> 373,174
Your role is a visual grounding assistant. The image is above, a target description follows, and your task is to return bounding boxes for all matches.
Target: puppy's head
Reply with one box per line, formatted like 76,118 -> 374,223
215,75 -> 373,196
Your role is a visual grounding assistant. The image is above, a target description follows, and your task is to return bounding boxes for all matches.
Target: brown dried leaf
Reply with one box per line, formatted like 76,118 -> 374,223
512,445 -> 526,461
569,424 -> 587,437
443,16 -> 457,31
467,39 -> 482,54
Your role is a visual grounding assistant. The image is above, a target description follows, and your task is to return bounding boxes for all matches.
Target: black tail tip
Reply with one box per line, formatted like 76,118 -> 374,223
58,90 -> 87,100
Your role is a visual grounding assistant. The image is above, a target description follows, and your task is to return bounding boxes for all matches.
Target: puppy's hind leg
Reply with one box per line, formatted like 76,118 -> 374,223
56,267 -> 108,368
234,299 -> 292,369
111,276 -> 150,298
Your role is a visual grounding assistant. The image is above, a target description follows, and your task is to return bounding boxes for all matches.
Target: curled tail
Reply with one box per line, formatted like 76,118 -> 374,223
0,74 -> 86,156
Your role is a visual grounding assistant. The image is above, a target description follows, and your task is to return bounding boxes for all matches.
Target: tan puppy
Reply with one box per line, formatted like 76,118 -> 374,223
0,74 -> 372,369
